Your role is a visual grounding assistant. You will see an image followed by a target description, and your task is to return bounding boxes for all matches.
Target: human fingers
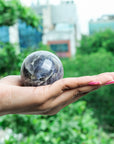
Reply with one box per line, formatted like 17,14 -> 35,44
47,73 -> 114,115
49,72 -> 114,97
48,85 -> 99,111
2,85 -> 96,115
97,72 -> 114,85
98,72 -> 114,79
19,85 -> 99,115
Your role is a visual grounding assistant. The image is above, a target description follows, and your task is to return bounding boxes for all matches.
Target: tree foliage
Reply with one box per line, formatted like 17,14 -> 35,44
63,49 -> 114,132
0,0 -> 40,28
78,29 -> 114,54
1,101 -> 113,144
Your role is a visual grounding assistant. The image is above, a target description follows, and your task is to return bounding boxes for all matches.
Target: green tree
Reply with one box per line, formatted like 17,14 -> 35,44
1,101 -> 113,144
63,49 -> 114,132
78,29 -> 114,54
0,0 -> 40,28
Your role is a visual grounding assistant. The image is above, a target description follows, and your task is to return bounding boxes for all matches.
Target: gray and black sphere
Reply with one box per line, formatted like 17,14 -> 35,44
21,51 -> 64,86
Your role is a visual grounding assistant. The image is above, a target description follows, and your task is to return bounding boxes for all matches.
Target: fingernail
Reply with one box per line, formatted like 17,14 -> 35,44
88,82 -> 101,85
105,80 -> 114,85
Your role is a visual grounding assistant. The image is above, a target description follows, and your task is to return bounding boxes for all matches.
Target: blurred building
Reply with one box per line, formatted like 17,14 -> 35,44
0,21 -> 43,52
89,15 -> 114,35
32,0 -> 78,57
18,20 -> 42,50
0,26 -> 9,43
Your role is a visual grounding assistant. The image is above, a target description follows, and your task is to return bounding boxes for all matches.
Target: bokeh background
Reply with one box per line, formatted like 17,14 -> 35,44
0,0 -> 114,143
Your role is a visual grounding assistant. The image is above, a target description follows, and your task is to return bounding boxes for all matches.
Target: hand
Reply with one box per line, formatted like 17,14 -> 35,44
0,72 -> 114,116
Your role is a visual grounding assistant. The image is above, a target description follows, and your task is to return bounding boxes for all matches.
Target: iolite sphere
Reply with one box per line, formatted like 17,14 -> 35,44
21,51 -> 64,86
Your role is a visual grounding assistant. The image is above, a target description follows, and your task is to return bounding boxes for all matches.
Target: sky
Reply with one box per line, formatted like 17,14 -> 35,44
21,0 -> 114,34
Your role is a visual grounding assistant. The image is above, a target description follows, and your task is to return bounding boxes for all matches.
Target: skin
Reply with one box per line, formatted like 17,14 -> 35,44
0,72 -> 114,116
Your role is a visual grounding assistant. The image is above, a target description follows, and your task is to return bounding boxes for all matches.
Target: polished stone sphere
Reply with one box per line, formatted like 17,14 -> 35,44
21,51 -> 64,86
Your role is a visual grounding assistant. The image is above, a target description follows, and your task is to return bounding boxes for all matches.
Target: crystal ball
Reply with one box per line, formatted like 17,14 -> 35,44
21,51 -> 64,86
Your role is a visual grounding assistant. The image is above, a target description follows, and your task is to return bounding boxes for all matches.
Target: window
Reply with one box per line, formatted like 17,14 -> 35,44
50,43 -> 68,52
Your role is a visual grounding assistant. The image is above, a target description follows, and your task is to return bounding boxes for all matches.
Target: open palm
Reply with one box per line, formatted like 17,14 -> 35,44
0,72 -> 114,116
